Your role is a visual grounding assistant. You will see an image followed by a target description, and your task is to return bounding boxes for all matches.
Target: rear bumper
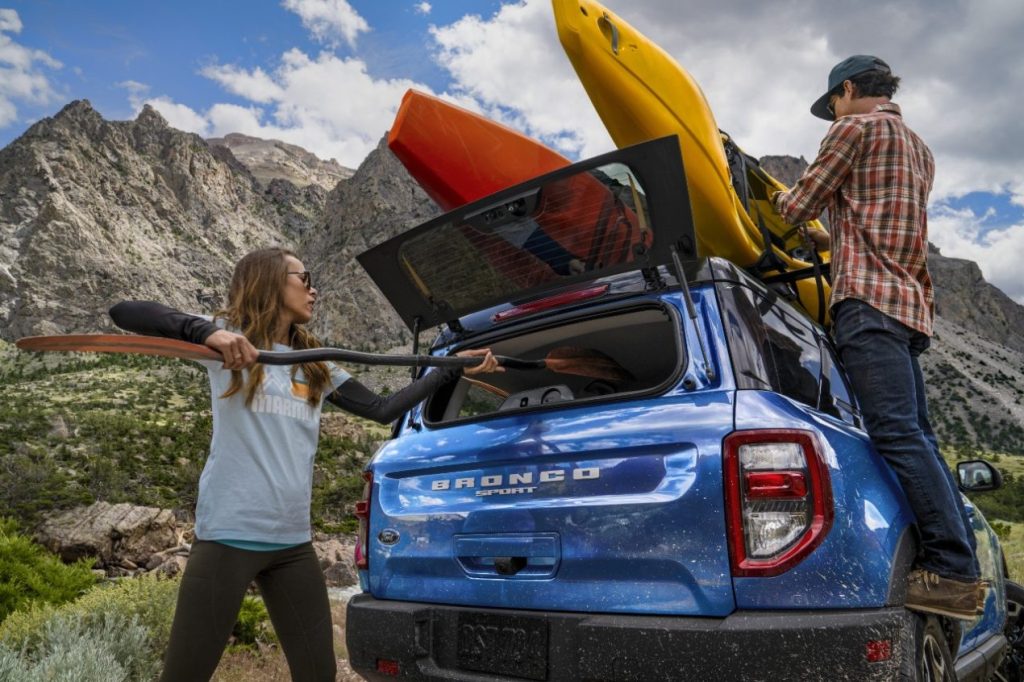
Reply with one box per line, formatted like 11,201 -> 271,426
346,594 -> 915,681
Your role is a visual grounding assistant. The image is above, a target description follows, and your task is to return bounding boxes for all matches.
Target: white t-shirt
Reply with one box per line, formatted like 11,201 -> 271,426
193,317 -> 351,544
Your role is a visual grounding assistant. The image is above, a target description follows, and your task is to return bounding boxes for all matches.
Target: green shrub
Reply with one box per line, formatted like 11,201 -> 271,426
990,520 -> 1012,543
0,519 -> 97,623
0,572 -> 179,654
231,595 -> 276,651
0,610 -> 156,681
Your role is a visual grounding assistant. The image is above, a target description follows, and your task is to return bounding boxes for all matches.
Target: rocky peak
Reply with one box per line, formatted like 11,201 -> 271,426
30,99 -> 105,140
0,102 -> 303,339
758,155 -> 809,187
135,103 -> 169,130
206,132 -> 353,191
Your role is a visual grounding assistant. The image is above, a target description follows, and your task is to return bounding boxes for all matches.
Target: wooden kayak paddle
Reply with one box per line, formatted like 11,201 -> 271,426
15,335 -> 633,382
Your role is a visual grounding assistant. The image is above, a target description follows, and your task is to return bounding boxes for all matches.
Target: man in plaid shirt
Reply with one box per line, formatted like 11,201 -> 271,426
772,55 -> 982,621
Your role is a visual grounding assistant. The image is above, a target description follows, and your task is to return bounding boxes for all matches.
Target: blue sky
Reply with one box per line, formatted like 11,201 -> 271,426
1,0 -> 503,144
2,0 -> 1022,302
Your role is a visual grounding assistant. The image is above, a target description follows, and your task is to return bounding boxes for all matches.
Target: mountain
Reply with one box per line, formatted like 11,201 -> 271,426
1,102 -> 1021,453
0,101 -> 311,337
206,132 -> 353,191
300,136 -> 439,349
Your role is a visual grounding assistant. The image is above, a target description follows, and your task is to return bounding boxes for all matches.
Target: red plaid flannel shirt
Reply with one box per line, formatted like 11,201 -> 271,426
774,103 -> 935,335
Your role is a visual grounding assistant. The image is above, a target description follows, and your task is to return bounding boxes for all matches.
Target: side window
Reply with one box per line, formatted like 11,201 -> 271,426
715,283 -> 774,391
715,281 -> 821,409
818,335 -> 861,426
758,302 -> 822,409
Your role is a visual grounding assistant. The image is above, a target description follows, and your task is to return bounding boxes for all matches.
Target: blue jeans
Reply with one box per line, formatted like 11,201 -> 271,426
832,298 -> 978,581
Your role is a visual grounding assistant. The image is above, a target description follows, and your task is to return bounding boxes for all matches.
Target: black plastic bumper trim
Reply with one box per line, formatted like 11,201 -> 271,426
346,595 -> 916,681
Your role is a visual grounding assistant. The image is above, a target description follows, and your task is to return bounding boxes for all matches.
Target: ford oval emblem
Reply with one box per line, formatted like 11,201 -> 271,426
378,528 -> 400,545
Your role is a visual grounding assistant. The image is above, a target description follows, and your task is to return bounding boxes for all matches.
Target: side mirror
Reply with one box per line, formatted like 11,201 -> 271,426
956,460 -> 1003,493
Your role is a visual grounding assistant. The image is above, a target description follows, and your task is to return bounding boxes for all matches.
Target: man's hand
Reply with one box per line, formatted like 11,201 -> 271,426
457,348 -> 504,375
204,330 -> 260,370
800,225 -> 831,251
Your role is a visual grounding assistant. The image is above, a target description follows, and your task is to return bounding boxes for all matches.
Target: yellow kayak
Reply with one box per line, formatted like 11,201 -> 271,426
553,0 -> 831,323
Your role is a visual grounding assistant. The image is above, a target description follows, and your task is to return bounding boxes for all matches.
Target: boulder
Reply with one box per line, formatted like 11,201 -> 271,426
36,501 -> 180,565
312,535 -> 358,587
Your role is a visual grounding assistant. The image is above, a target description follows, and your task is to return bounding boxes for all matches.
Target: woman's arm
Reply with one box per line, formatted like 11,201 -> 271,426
326,348 -> 500,423
109,301 -> 258,369
109,301 -> 218,344
326,369 -> 460,424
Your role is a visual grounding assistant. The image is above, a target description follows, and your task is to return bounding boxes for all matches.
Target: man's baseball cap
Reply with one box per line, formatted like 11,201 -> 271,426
810,55 -> 891,120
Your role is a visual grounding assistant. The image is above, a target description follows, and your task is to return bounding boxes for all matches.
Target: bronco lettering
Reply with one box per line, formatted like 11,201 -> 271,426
431,467 -> 600,491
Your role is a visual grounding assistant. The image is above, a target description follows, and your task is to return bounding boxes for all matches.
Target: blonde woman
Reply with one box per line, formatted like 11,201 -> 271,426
110,247 -> 499,682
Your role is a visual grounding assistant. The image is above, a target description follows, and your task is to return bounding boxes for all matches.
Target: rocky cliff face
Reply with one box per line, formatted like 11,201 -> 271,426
300,136 -> 439,349
207,132 -> 353,191
0,101 -> 300,337
1,103 -> 1020,452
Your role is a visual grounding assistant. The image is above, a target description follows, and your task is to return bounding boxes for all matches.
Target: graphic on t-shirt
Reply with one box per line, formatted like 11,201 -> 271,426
249,370 -> 316,422
291,378 -> 310,400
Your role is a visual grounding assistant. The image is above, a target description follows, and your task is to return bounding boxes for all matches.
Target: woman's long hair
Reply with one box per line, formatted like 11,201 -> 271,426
214,247 -> 332,407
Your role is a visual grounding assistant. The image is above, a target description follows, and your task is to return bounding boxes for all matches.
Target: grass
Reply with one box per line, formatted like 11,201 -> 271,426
0,340 -> 386,531
944,446 -> 1024,582
1000,522 -> 1024,582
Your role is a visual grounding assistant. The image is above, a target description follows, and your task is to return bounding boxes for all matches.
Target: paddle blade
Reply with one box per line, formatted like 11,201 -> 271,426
544,346 -> 635,383
15,334 -> 223,362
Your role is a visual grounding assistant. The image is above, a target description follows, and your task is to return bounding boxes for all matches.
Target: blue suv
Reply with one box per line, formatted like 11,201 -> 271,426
347,137 -> 1020,680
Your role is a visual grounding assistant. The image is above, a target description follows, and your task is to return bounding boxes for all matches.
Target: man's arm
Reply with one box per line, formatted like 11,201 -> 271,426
772,118 -> 864,225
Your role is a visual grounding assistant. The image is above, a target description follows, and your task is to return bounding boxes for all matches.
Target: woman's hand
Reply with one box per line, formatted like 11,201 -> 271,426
457,348 -> 504,375
204,330 -> 260,370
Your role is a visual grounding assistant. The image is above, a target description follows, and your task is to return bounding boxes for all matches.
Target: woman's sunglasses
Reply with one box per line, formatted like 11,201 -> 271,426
288,271 -> 313,290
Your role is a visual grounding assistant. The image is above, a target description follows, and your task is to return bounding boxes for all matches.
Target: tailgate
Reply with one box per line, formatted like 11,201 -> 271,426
364,393 -> 736,616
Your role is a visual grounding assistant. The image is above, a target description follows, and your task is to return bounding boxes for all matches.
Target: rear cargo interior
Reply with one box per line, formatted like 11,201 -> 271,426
425,304 -> 682,423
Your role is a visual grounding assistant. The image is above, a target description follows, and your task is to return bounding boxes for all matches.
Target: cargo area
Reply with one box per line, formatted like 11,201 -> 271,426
424,303 -> 683,424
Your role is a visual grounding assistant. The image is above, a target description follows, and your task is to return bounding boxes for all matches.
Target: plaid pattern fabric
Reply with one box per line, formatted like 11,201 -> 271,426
774,103 -> 935,335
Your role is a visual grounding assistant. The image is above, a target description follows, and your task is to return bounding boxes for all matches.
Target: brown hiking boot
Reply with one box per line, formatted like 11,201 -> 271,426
904,569 -> 980,621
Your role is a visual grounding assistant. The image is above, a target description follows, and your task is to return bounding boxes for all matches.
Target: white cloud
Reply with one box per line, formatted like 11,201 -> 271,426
0,9 -> 62,127
425,0 -> 1024,302
139,48 -> 430,167
281,0 -> 369,49
201,64 -> 284,104
141,96 -> 212,136
930,204 -> 1024,304
0,8 -> 22,33
415,2 -> 432,15
430,0 -> 612,160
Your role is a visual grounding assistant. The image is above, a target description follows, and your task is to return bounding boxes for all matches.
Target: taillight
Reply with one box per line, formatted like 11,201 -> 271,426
723,430 -> 833,577
354,470 -> 373,570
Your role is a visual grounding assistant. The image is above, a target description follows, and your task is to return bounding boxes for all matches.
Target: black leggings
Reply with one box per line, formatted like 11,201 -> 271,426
159,540 -> 336,682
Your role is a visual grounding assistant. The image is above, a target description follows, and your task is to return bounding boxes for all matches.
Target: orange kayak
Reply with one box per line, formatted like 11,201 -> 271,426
388,90 -> 572,210
388,90 -> 649,286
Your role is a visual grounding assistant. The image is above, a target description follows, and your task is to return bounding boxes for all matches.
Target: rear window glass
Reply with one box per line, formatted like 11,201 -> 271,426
397,163 -> 652,315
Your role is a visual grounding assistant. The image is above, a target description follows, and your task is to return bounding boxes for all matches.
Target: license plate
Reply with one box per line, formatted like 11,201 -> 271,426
456,612 -> 548,680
